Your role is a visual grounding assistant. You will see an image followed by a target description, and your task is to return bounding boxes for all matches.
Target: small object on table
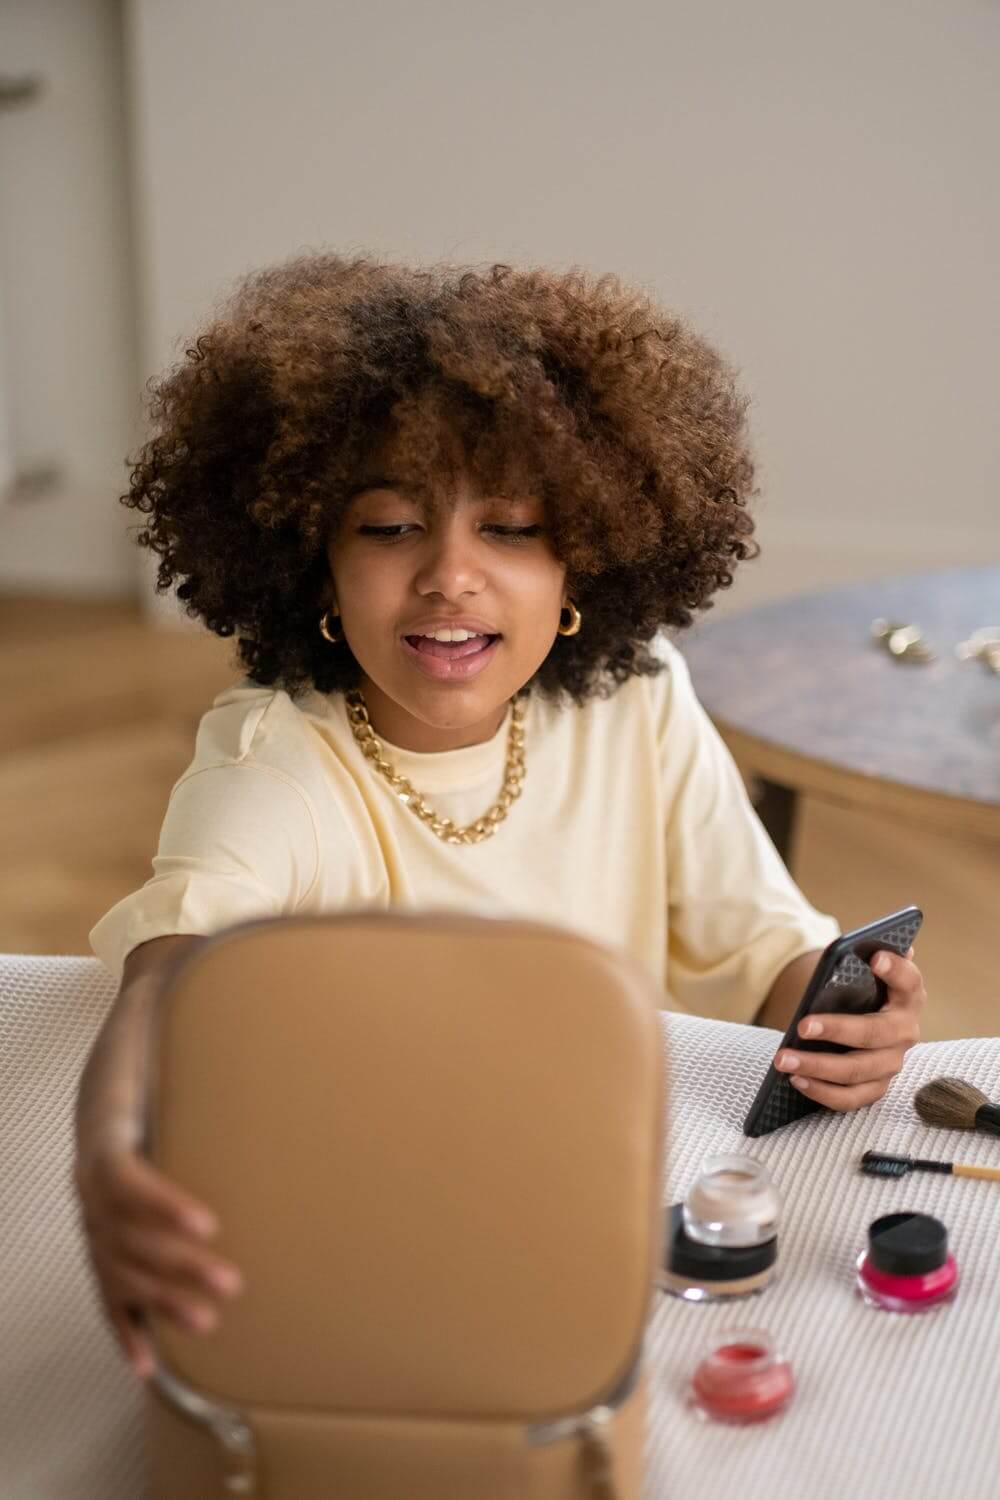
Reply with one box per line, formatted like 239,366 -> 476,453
956,626 -> 1000,675
914,1076 -> 1000,1135
659,1155 -> 782,1302
870,617 -> 936,663
856,1212 -> 958,1314
660,1204 -> 779,1303
688,1329 -> 795,1424
683,1155 -> 782,1248
860,1150 -> 1000,1182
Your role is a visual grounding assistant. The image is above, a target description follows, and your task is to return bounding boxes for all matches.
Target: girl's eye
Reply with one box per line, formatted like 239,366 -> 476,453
357,524 -> 543,542
485,525 -> 544,542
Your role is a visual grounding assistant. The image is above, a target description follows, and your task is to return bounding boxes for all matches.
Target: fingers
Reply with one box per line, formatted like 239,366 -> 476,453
102,1264 -> 219,1385
765,946 -> 926,1116
111,1305 -> 156,1381
786,1074 -> 891,1112
872,947 -> 924,1006
796,950 -> 925,1050
106,1152 -> 220,1238
116,1221 -> 244,1301
99,1232 -> 240,1352
775,1044 -> 906,1088
796,1006 -> 918,1051
77,1146 -> 245,1355
112,1261 -> 222,1331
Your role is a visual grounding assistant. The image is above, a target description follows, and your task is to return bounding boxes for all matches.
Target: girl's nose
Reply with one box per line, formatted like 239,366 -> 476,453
414,524 -> 486,598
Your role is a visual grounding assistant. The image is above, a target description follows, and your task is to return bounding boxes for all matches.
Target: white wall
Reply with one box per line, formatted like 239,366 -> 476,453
0,0 -> 141,596
8,0 -> 999,616
124,0 -> 999,625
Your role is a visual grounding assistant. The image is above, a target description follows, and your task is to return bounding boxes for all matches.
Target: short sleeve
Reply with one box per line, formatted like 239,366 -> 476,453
660,646 -> 840,1023
89,762 -> 320,985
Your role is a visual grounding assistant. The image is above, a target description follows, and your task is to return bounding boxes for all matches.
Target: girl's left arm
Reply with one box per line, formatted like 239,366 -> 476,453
758,944 -> 927,1111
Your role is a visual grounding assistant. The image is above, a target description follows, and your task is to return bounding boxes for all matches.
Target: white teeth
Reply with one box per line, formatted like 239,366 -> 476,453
418,628 -> 480,642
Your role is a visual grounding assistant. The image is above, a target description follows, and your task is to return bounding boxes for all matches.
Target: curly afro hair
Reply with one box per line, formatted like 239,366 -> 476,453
125,253 -> 759,705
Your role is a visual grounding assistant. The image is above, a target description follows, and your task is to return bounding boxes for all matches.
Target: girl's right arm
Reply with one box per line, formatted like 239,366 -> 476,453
74,935 -> 246,1379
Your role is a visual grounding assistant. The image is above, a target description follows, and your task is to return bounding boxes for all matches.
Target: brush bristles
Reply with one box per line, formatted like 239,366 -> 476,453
914,1076 -> 988,1129
861,1153 -> 909,1177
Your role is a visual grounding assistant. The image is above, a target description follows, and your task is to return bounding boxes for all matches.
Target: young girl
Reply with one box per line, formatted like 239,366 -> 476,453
75,255 -> 925,1379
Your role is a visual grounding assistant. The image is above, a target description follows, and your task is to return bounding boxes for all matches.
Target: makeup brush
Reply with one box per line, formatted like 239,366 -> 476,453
913,1077 -> 1000,1136
861,1150 -> 1000,1182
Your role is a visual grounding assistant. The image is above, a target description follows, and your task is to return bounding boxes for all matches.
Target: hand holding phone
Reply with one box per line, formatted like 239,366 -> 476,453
743,906 -> 924,1137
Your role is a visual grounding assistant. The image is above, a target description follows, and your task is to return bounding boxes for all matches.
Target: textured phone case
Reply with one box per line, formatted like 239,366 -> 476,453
746,909 -> 923,1137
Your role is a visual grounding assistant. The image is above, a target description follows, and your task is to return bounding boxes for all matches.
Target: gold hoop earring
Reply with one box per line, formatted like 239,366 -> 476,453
319,607 -> 344,644
557,600 -> 582,637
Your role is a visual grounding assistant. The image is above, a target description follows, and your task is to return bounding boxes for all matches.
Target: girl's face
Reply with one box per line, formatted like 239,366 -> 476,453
325,470 -> 567,752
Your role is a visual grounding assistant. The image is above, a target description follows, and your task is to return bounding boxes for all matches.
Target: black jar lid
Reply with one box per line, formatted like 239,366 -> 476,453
664,1202 -> 777,1283
867,1212 -> 948,1275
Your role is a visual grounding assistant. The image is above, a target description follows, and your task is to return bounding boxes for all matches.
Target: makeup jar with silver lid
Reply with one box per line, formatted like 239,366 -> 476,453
660,1155 -> 782,1302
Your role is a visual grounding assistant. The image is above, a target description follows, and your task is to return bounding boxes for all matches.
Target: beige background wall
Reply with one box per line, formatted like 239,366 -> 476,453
0,0 -> 140,594
123,0 -> 999,623
2,0 -> 997,613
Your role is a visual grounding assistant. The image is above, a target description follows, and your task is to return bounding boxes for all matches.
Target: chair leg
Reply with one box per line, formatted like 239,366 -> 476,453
753,778 -> 798,871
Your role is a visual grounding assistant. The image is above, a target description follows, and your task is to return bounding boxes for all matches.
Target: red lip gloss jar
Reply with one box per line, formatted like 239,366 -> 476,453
856,1212 -> 958,1314
689,1329 -> 795,1424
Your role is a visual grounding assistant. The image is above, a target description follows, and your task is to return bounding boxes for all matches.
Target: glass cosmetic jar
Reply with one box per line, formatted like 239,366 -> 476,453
689,1328 -> 795,1424
683,1155 -> 781,1247
660,1155 -> 782,1302
856,1212 -> 958,1314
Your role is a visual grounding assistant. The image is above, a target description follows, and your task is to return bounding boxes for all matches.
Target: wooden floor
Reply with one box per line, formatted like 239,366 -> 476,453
1,596 -> 995,1039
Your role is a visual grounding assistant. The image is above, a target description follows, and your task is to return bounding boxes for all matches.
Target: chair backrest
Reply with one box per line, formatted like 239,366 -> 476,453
141,911 -> 666,1500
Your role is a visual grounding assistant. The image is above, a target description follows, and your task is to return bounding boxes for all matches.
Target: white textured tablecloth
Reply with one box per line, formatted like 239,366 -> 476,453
647,1012 -> 1000,1500
2,954 -> 999,1499
0,957 -> 148,1500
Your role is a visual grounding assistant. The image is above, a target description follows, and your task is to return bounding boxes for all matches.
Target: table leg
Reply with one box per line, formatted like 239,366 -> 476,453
754,779 -> 799,870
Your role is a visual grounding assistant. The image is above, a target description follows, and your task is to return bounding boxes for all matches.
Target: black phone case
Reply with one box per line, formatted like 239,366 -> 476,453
742,906 -> 923,1138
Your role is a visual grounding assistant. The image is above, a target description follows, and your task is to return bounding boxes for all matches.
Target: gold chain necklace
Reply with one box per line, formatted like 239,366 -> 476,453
344,687 -> 527,845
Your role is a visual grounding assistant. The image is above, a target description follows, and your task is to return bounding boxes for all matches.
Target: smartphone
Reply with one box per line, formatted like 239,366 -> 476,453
742,905 -> 923,1138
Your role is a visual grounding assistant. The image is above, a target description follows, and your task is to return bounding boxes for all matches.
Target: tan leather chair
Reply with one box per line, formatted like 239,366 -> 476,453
139,912 -> 667,1499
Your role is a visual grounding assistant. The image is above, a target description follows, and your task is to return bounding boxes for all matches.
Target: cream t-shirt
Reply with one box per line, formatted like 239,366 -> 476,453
89,636 -> 840,1019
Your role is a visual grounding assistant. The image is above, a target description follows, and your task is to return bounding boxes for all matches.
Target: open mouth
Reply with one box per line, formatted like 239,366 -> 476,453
403,633 -> 500,660
400,632 -> 502,681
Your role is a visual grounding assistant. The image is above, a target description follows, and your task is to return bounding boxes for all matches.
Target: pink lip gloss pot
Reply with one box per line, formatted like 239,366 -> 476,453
856,1212 -> 959,1314
689,1329 -> 795,1424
